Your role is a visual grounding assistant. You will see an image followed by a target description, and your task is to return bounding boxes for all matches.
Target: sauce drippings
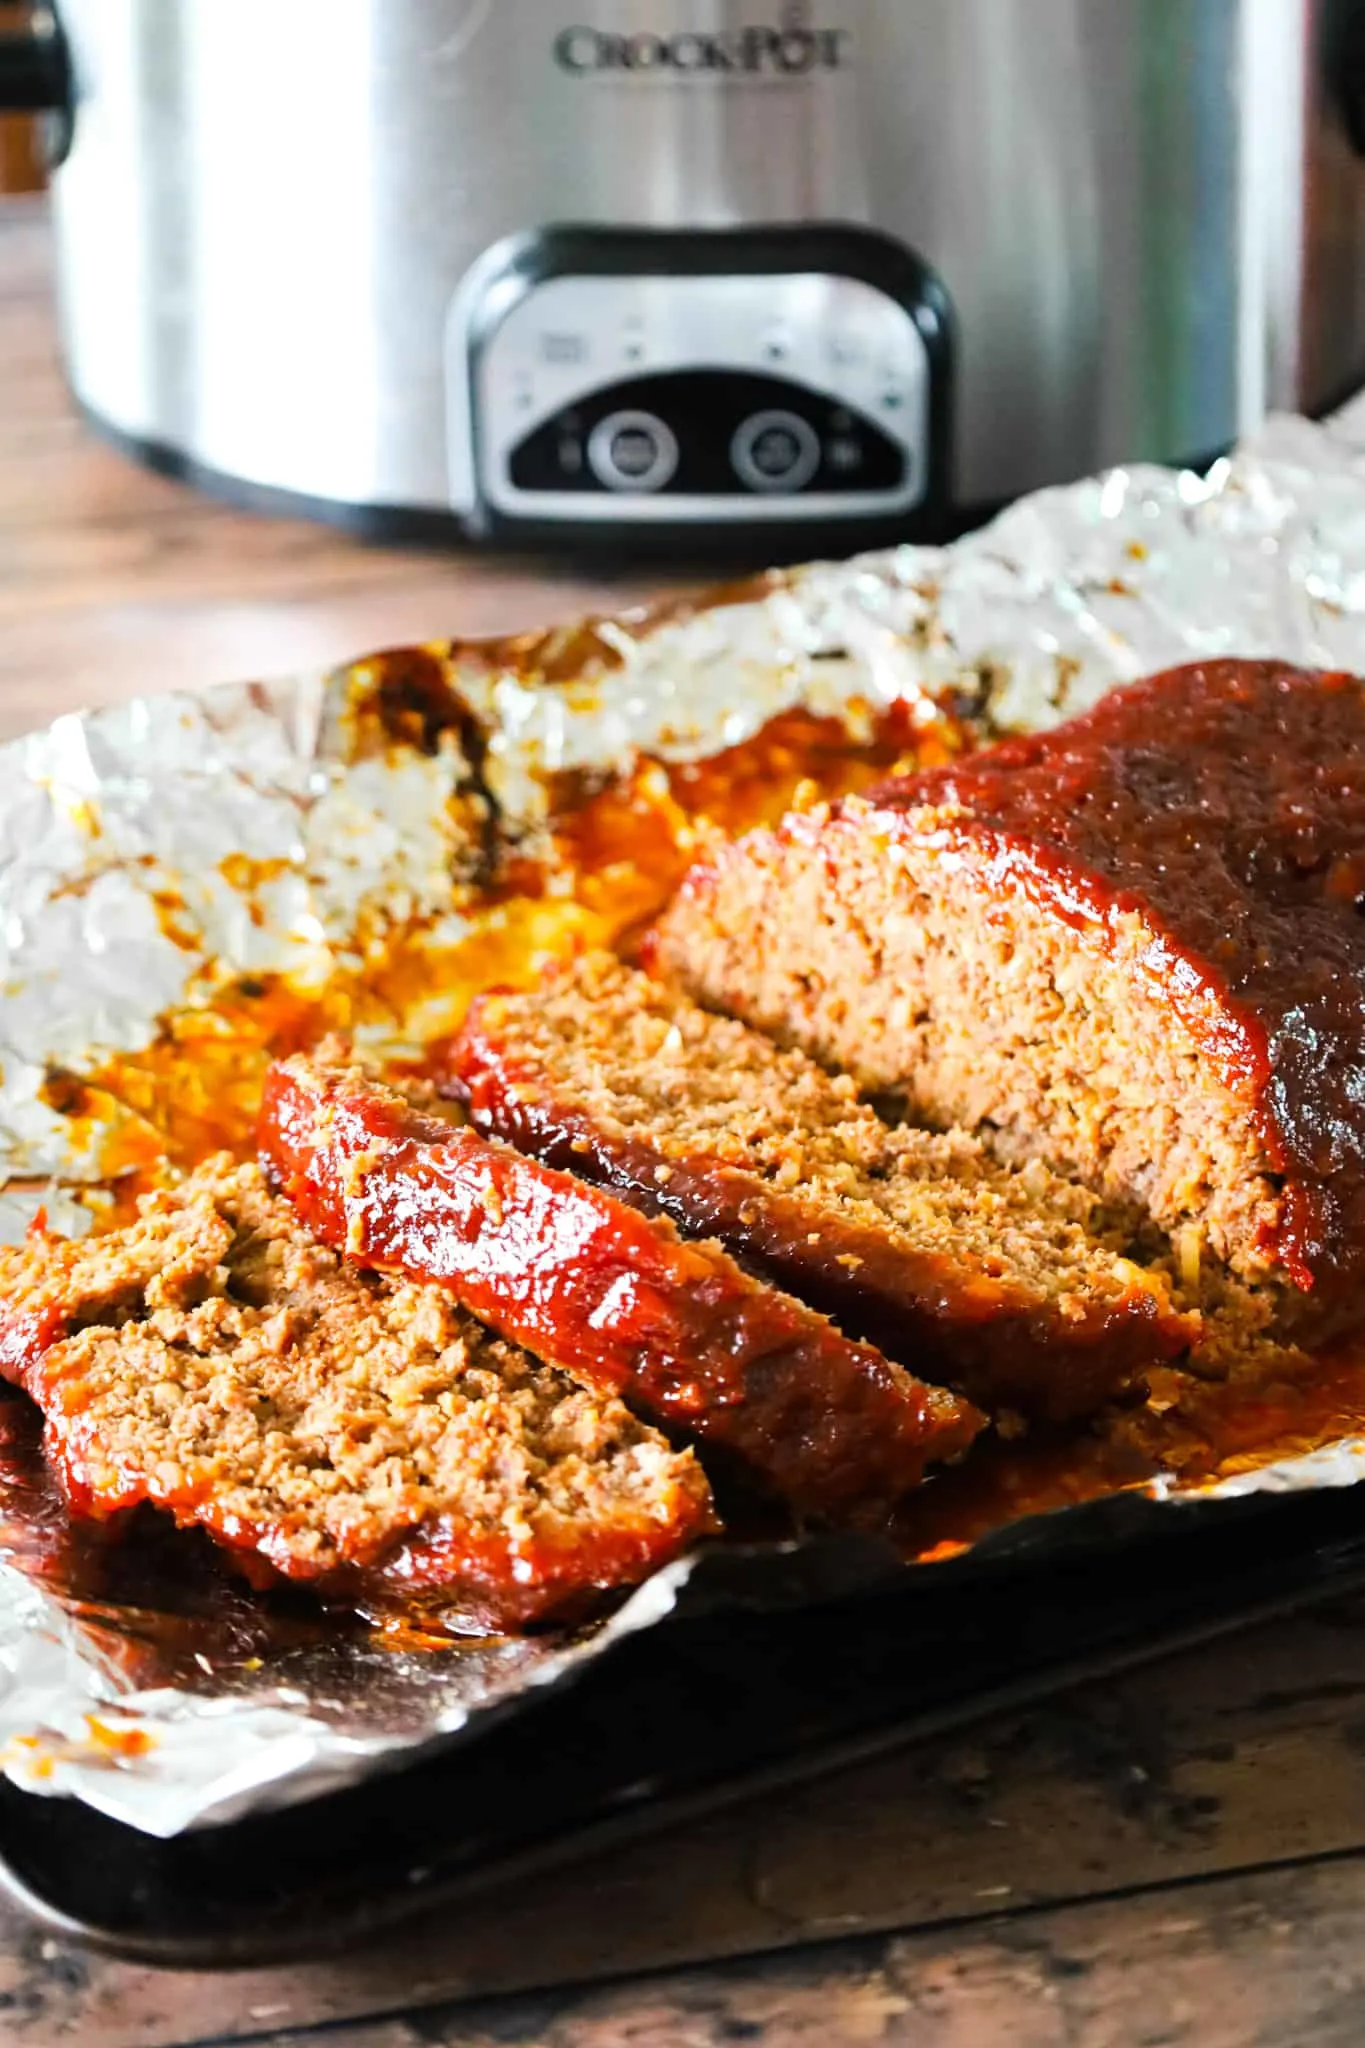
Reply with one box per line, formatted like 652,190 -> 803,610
0,1389 -> 348,1683
11,676 -> 1365,1664
896,1338 -> 1365,1562
49,698 -> 961,1177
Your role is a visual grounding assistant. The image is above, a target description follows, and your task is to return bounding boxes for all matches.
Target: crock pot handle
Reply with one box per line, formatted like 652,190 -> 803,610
1327,0 -> 1365,157
0,7 -> 69,114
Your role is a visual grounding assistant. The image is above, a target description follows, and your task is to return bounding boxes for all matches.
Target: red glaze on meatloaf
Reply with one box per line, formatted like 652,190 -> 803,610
450,953 -> 1196,1424
0,1158 -> 715,1632
648,661 -> 1365,1301
259,1052 -> 982,1518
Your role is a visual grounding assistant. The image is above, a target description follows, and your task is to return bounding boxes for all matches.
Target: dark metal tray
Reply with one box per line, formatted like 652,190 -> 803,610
6,1486 -> 1365,1970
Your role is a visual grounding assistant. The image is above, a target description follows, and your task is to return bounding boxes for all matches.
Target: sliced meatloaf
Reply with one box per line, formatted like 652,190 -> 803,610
259,1051 -> 982,1518
0,1158 -> 714,1631
648,660 -> 1365,1304
449,953 -> 1195,1423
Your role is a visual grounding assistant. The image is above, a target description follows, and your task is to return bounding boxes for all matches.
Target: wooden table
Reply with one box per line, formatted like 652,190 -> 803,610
8,194 -> 1365,2048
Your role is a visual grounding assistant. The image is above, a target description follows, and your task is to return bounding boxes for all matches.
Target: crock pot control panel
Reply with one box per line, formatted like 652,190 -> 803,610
449,227 -> 952,542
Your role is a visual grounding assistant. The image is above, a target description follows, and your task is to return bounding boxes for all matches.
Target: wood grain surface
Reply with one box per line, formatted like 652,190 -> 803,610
6,1591 -> 1365,2046
7,193 -> 1365,2048
0,115 -> 39,197
240,1858 -> 1365,2048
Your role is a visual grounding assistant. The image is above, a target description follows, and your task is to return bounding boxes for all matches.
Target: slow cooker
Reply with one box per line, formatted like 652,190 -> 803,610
7,0 -> 1365,553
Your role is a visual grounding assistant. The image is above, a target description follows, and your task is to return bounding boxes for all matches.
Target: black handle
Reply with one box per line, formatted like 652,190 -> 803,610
1327,0 -> 1365,158
0,8 -> 68,114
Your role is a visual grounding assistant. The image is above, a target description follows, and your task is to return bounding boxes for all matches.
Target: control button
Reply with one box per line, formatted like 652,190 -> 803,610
730,410 -> 821,494
827,435 -> 863,473
587,409 -> 679,493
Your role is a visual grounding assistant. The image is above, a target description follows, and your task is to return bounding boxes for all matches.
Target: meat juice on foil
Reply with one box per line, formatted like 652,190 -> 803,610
4,406 -> 1365,1834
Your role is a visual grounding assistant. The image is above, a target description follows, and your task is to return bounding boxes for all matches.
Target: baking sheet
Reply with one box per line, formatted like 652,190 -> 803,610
4,402 -> 1365,1835
12,1485 -> 1365,1970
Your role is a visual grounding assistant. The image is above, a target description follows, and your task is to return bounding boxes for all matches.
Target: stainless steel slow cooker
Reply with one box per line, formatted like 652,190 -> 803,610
7,0 -> 1365,553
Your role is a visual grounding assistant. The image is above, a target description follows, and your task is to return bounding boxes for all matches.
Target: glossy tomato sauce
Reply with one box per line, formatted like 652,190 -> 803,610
7,660 -> 1365,1661
877,661 -> 1365,1290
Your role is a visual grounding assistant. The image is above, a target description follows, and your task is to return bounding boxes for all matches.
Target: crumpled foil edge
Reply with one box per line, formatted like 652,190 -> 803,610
3,399 -> 1365,1834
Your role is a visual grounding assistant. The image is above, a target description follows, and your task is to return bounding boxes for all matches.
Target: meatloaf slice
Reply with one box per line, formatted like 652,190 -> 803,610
0,1158 -> 714,1632
259,1052 -> 982,1518
648,660 -> 1365,1303
449,954 -> 1195,1423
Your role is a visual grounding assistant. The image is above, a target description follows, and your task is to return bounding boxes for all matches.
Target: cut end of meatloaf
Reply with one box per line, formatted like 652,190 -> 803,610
649,661 -> 1365,1302
0,1158 -> 714,1632
649,806 -> 1278,1282
449,952 -> 1196,1424
260,1050 -> 983,1518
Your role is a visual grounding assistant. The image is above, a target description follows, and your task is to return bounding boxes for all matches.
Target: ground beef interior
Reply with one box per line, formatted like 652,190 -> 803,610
450,953 -> 1197,1423
0,1159 -> 714,1632
648,660 -> 1365,1316
259,1050 -> 983,1519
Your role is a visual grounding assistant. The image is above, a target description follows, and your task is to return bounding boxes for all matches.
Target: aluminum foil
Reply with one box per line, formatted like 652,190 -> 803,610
5,402 -> 1365,1838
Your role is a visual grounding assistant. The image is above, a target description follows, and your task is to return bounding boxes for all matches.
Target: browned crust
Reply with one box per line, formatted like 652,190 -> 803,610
259,1052 -> 983,1519
647,661 -> 1365,1302
0,1159 -> 715,1632
450,960 -> 1195,1423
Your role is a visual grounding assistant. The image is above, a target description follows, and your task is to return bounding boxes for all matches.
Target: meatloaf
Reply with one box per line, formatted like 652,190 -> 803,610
450,953 -> 1196,1422
0,1158 -> 714,1631
649,660 -> 1365,1303
259,1050 -> 982,1517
